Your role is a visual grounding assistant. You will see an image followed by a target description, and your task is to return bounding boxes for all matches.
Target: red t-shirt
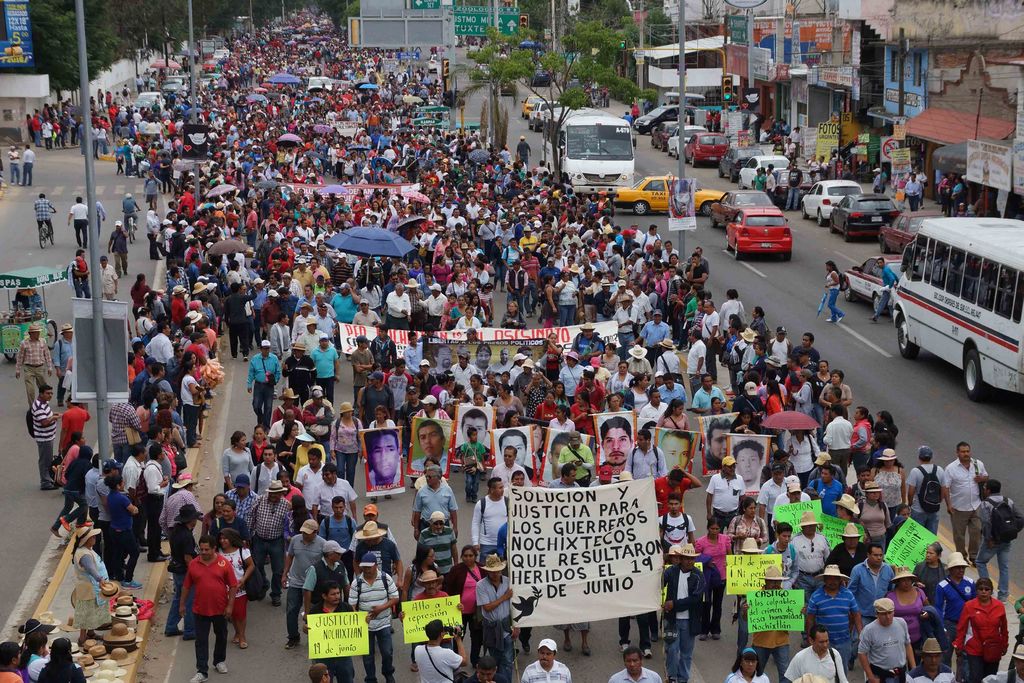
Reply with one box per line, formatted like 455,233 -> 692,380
654,476 -> 695,516
60,406 -> 90,451
183,555 -> 237,616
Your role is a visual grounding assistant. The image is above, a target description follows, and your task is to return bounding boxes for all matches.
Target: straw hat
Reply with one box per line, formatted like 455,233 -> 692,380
816,564 -> 849,580
97,660 -> 128,678
659,339 -> 676,349
836,494 -> 860,516
840,522 -> 861,538
798,511 -> 818,527
618,472 -> 634,481
740,328 -> 757,343
921,638 -> 943,655
113,606 -> 136,619
764,565 -> 784,582
416,570 -> 442,585
878,448 -> 897,461
1012,644 -> 1024,661
107,648 -> 137,664
87,645 -> 108,660
892,566 -> 917,582
354,521 -> 386,540
946,552 -> 969,569
36,612 -> 60,626
103,623 -> 138,646
677,543 -> 699,558
266,480 -> 288,495
338,401 -> 354,414
483,554 -> 507,572
279,388 -> 298,400
171,471 -> 195,489
791,676 -> 829,683
739,538 -> 761,554
114,596 -> 134,607
628,346 -> 647,359
667,545 -> 685,557
77,526 -> 103,544
862,480 -> 881,492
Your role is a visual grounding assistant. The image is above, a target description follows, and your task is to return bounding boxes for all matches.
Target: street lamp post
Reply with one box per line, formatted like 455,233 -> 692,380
187,0 -> 199,123
676,0 -> 687,256
73,0 -> 111,458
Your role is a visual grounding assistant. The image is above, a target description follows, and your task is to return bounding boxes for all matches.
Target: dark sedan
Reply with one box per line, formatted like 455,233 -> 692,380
829,194 -> 900,242
651,121 -> 678,152
718,147 -> 761,183
709,190 -> 777,229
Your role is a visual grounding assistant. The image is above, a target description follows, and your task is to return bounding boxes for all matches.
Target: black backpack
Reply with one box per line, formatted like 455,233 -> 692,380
989,499 -> 1024,543
915,465 -> 943,513
26,409 -> 35,438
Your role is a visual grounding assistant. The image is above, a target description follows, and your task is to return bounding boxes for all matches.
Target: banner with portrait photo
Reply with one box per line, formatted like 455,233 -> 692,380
493,426 -> 535,481
408,417 -> 452,478
594,412 -> 636,476
361,428 -> 405,497
654,429 -> 699,472
536,429 -> 594,485
699,413 -> 738,475
453,403 -> 495,450
726,433 -> 773,495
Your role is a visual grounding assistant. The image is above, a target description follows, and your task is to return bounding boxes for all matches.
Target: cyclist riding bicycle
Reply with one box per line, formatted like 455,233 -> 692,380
122,192 -> 140,231
34,192 -> 56,237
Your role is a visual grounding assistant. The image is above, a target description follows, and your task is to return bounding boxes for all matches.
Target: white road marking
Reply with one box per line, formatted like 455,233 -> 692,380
95,185 -> 106,195
832,250 -> 858,264
720,250 -> 767,278
837,323 -> 893,358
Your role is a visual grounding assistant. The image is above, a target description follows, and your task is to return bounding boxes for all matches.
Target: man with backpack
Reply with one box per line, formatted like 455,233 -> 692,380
906,446 -> 948,534
977,479 -> 1023,602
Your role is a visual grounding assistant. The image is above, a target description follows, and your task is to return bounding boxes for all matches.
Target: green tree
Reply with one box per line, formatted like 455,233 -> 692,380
27,0 -> 119,92
468,21 -> 652,176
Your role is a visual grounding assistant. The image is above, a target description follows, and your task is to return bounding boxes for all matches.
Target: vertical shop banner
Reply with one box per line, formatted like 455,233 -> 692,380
1014,140 -> 1024,196
668,177 -> 697,232
507,479 -> 662,626
0,0 -> 33,67
967,140 -> 1012,192
815,120 -> 840,161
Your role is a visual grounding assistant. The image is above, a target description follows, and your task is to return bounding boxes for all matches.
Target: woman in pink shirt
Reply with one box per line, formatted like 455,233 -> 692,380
694,517 -> 731,640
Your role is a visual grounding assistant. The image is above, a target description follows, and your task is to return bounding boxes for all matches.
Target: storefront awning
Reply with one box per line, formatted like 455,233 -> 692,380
906,107 -> 1014,145
931,141 -> 967,174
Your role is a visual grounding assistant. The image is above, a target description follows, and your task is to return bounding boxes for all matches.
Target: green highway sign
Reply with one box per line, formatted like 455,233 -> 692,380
411,0 -> 441,8
454,6 -> 520,35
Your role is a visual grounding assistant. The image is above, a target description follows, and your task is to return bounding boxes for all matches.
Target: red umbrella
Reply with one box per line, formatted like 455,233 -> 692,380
759,411 -> 820,431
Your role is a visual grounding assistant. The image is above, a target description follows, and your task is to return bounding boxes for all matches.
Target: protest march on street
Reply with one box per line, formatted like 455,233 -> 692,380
5,8 -> 1024,683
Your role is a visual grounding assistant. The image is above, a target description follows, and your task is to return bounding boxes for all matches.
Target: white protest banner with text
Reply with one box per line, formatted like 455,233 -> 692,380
507,479 -> 662,627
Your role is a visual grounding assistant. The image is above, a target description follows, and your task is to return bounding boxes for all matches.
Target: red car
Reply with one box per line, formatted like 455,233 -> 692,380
879,209 -> 942,254
725,207 -> 792,260
683,132 -> 729,166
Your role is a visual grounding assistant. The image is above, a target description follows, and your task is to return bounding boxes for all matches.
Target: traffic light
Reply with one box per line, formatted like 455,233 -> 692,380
442,58 -> 450,89
519,14 -> 529,29
620,39 -> 626,48
721,74 -> 734,103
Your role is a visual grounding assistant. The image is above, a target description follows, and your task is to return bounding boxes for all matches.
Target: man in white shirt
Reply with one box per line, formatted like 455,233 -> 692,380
608,646 -> 664,683
383,283 -> 411,330
823,405 -> 853,457
685,329 -> 706,397
146,320 -> 175,364
490,447 -> 529,489
521,639 -> 573,683
705,456 -> 744,529
784,625 -> 850,683
945,442 -> 988,565
424,285 -> 448,330
471,477 -> 508,558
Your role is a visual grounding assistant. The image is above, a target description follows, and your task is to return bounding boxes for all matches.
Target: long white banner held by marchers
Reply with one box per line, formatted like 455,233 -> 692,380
507,479 -> 662,627
338,321 -> 618,355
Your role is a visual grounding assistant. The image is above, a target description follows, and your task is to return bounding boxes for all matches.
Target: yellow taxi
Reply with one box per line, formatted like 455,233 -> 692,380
613,175 -> 727,216
521,95 -> 546,119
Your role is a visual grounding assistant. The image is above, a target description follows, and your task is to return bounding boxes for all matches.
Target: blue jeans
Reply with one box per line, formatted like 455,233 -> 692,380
755,645 -> 791,683
785,186 -> 801,210
478,544 -> 499,560
485,631 -> 514,682
286,586 -> 304,640
826,288 -> 844,321
251,382 -> 274,428
832,639 -> 852,673
668,624 -> 696,682
166,571 -> 195,637
526,282 -> 538,315
976,541 -> 1011,599
618,331 -> 635,359
465,470 -> 479,502
73,276 -> 90,299
52,489 -> 86,531
873,288 -> 892,320
8,163 -> 18,184
22,161 -> 32,185
362,627 -> 394,683
908,194 -> 922,211
319,658 -> 354,683
183,403 -> 200,446
251,536 -> 285,599
911,510 -> 939,535
336,451 -> 359,486
558,304 -> 577,326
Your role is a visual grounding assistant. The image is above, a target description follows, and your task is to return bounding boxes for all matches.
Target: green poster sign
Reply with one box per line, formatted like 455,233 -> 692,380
885,517 -> 938,568
727,15 -> 748,46
747,590 -> 805,632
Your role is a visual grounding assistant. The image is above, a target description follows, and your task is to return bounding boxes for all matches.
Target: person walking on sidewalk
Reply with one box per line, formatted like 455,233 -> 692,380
166,504 -> 201,641
976,479 -> 1022,602
183,535 -> 237,683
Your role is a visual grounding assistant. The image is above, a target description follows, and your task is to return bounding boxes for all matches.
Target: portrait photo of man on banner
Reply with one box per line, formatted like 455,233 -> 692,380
408,417 -> 452,478
595,412 -> 636,475
700,413 -> 738,474
655,428 -> 700,472
726,433 -> 773,495
668,176 -> 697,231
361,427 -> 405,496
493,426 -> 535,480
537,428 -> 594,485
454,403 -> 494,451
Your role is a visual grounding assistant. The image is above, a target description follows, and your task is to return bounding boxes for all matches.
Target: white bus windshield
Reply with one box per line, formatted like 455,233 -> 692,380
565,124 -> 633,161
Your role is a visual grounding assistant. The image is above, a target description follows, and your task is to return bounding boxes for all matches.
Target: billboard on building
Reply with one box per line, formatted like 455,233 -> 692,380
0,0 -> 33,67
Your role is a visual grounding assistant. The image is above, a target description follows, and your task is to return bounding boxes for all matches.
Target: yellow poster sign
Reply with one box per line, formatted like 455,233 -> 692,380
402,596 -> 462,644
726,554 -> 782,595
815,121 -> 841,161
307,611 -> 370,659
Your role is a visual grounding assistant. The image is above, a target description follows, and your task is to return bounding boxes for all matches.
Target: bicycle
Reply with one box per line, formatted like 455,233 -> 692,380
37,220 -> 54,249
124,213 -> 137,243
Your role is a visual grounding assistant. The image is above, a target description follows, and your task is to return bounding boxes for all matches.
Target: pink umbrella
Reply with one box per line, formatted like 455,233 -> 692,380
253,87 -> 268,94
151,58 -> 181,69
759,411 -> 821,431
404,190 -> 430,204
277,133 -> 303,146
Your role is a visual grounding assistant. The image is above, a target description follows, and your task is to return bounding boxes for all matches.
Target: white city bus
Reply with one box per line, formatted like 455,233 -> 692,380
547,108 -> 635,194
893,217 -> 1024,400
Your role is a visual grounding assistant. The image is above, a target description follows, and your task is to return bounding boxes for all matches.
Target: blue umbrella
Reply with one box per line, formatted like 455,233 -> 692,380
358,83 -> 379,90
347,144 -> 371,151
325,227 -> 415,257
268,72 -> 301,85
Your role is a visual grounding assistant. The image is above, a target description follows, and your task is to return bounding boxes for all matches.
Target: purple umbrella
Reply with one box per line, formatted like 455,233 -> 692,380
319,184 -> 346,195
277,133 -> 303,146
312,124 -> 333,134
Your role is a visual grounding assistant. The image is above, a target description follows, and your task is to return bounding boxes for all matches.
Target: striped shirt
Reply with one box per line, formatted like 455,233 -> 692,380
417,526 -> 456,574
521,660 -> 573,683
349,571 -> 399,632
31,398 -> 57,442
806,586 -> 860,644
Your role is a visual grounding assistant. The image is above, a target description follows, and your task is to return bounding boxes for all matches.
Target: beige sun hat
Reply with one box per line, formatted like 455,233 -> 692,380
354,521 -> 386,540
892,566 -> 917,582
764,565 -> 784,582
677,543 -> 699,558
836,494 -> 860,516
740,538 -> 761,554
840,522 -> 862,538
483,553 -> 507,572
816,564 -> 849,580
798,510 -> 818,527
946,551 -> 969,569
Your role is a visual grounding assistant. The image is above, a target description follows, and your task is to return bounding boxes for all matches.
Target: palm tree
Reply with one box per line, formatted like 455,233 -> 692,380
456,60 -> 520,151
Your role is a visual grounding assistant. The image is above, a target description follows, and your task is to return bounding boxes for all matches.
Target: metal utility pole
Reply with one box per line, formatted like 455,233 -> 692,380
187,0 -> 199,123
74,0 -> 111,459
746,8 -> 754,101
249,0 -> 255,33
676,0 -> 687,255
638,0 -> 645,90
897,27 -> 906,118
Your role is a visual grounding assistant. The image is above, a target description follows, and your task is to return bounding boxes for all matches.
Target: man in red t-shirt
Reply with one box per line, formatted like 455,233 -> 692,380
58,402 -> 90,453
182,535 -> 236,682
654,467 -> 703,516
